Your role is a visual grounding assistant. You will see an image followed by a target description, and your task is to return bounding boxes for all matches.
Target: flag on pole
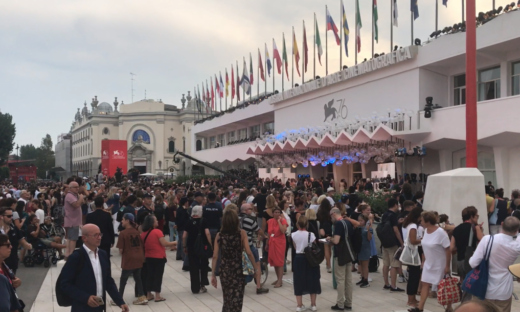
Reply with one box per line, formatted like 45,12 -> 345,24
225,69 -> 229,97
282,34 -> 289,80
342,1 -> 350,57
315,18 -> 323,65
259,48 -> 265,81
231,67 -> 235,99
373,0 -> 379,43
443,0 -> 448,7
411,0 -> 419,20
219,73 -> 224,98
273,39 -> 282,74
202,84 -> 206,102
293,30 -> 301,77
356,0 -> 362,53
215,75 -> 220,98
242,58 -> 251,95
210,79 -> 214,109
326,7 -> 341,45
236,62 -> 241,101
249,53 -> 254,85
265,43 -> 272,77
393,0 -> 398,27
206,81 -> 210,104
303,22 -> 308,72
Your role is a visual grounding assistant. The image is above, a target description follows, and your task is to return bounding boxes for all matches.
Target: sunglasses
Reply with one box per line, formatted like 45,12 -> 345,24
3,215 -> 13,218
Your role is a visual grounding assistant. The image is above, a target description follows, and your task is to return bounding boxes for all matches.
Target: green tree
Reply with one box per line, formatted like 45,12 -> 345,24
0,167 -> 9,180
0,112 -> 16,166
35,134 -> 55,179
20,144 -> 38,160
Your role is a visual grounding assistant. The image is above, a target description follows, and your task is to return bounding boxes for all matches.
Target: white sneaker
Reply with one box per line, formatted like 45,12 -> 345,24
311,305 -> 317,311
398,275 -> 406,283
368,277 -> 373,282
296,305 -> 307,312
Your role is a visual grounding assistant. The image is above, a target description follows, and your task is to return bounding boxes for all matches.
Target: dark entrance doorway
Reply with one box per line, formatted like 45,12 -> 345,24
135,166 -> 146,174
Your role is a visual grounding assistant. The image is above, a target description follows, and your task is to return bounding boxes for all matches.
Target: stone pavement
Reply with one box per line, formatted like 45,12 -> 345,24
29,244 -> 520,312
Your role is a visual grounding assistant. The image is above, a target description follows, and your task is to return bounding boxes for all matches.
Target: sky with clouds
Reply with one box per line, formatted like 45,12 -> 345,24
0,0 -> 497,149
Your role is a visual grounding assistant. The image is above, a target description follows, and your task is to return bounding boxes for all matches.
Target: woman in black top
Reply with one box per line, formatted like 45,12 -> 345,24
317,199 -> 333,272
176,198 -> 190,262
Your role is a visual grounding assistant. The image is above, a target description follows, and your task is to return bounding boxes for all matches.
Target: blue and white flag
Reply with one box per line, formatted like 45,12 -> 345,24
241,57 -> 251,95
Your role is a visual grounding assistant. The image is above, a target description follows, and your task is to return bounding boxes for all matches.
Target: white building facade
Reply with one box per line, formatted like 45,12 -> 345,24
191,11 -> 520,196
70,95 -> 198,178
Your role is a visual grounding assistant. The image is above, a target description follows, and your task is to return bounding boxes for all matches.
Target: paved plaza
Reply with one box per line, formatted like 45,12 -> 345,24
29,243 -> 520,312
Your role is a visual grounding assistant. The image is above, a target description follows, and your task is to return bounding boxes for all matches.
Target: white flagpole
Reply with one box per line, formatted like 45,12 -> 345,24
340,0 -> 343,70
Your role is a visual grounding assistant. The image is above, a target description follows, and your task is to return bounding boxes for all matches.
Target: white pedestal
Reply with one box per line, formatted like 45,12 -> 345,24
423,168 -> 488,231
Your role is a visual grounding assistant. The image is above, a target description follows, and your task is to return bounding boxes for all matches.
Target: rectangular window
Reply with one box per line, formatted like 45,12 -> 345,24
250,125 -> 260,139
513,62 -> 520,96
478,67 -> 501,101
217,134 -> 225,147
453,74 -> 466,105
209,136 -> 216,148
264,122 -> 274,135
238,129 -> 247,140
228,131 -> 235,143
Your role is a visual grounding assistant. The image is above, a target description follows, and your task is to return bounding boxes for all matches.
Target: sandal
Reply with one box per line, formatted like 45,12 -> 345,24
274,283 -> 283,288
154,298 -> 166,302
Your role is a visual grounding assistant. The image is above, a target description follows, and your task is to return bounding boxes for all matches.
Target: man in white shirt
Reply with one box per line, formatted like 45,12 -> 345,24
469,216 -> 520,311
326,187 -> 336,206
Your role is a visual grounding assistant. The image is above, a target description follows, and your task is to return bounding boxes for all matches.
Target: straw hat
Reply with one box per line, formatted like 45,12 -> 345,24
509,263 -> 520,278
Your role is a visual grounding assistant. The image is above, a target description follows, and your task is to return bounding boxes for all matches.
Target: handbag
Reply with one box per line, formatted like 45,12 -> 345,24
242,251 -> 255,275
437,274 -> 461,307
393,246 -> 403,261
304,232 -> 324,267
463,224 -> 475,273
461,235 -> 494,300
399,226 -> 421,266
194,218 -> 213,259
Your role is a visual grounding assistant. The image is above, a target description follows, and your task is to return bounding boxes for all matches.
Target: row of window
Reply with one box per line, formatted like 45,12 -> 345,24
74,144 -> 91,158
454,61 -> 520,105
206,122 -> 274,149
73,128 -> 92,142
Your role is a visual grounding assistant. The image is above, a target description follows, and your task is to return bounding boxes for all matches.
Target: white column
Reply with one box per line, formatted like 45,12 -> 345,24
493,146 -> 510,195
438,149 -> 454,172
500,61 -> 509,98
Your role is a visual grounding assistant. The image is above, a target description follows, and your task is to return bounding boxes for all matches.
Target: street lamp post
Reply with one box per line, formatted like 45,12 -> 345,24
16,144 -> 19,160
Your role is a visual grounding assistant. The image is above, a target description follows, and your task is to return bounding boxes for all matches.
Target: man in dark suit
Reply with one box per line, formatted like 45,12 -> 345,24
86,197 -> 115,256
60,224 -> 128,312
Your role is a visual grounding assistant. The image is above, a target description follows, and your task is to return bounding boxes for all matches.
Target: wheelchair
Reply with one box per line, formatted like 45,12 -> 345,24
23,240 -> 59,268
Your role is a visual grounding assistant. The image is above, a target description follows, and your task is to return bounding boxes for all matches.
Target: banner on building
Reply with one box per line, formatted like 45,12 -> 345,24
101,140 -> 128,177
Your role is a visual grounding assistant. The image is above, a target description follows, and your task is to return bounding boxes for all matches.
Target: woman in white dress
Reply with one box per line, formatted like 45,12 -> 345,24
409,211 -> 452,312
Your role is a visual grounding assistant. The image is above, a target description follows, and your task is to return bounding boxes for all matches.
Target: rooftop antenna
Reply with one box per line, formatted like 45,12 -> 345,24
130,72 -> 136,103
145,89 -> 147,99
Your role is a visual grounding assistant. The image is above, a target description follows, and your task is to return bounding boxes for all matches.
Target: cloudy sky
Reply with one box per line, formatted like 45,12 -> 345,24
0,0 -> 496,149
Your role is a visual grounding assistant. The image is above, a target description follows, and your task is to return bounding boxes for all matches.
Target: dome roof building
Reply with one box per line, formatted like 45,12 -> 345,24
97,102 -> 113,114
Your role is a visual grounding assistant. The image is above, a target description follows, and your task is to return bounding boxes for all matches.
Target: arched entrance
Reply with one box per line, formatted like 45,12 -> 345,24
128,143 -> 153,174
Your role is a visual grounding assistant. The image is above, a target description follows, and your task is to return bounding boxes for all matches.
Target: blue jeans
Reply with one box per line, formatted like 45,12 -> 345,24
169,221 -> 177,242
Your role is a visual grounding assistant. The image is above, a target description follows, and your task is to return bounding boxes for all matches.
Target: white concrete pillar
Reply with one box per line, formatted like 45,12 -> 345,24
500,61 -> 509,98
438,149 -> 454,172
493,146 -> 510,195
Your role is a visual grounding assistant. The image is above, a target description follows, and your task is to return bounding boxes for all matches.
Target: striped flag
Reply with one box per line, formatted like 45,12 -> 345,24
210,79 -> 214,109
202,84 -> 206,102
225,69 -> 229,97
265,43 -> 272,77
249,53 -> 254,85
282,33 -> 289,80
393,0 -> 398,27
303,22 -> 308,72
219,72 -> 224,98
258,48 -> 265,81
315,18 -> 323,65
231,67 -> 235,99
293,29 -> 301,77
215,75 -> 220,98
273,38 -> 282,74
356,0 -> 362,52
326,7 -> 341,45
236,62 -> 240,101
342,1 -> 350,57
373,0 -> 379,43
242,57 -> 251,95
206,80 -> 210,105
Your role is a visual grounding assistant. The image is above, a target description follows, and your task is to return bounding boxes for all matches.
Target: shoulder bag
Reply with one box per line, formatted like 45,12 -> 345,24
241,231 -> 255,276
399,226 -> 421,266
461,235 -> 494,300
304,232 -> 324,267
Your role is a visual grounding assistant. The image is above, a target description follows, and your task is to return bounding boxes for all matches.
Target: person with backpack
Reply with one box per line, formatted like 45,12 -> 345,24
377,198 -> 405,292
327,208 -> 355,311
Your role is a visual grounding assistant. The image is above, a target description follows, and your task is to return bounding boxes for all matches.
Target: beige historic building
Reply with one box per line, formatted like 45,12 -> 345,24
70,94 -> 198,178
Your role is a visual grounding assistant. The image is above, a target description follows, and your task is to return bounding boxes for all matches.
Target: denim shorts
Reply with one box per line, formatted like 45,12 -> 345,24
250,245 -> 260,263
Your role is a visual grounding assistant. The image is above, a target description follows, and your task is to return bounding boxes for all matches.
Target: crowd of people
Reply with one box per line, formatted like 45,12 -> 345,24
0,175 -> 520,312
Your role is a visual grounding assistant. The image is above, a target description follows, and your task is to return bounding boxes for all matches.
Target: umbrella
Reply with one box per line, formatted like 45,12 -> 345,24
139,173 -> 156,177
